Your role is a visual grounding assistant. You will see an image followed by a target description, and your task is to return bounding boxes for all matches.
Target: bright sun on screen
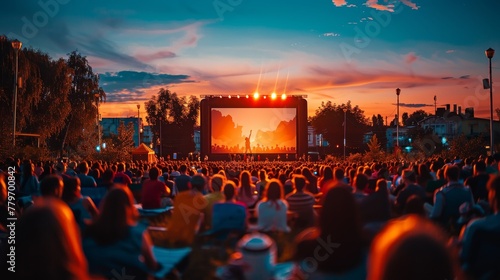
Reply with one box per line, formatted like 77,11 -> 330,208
211,108 -> 297,154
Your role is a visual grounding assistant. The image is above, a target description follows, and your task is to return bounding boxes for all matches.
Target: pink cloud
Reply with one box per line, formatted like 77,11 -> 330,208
135,50 -> 176,62
401,0 -> 419,10
405,52 -> 418,64
365,0 -> 394,12
332,0 -> 347,7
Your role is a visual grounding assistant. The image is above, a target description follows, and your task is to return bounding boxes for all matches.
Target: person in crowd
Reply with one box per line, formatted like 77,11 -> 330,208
38,162 -> 54,181
174,164 -> 191,193
286,174 -> 316,229
77,161 -> 97,188
20,161 -> 39,196
460,175 -> 500,278
318,165 -> 334,193
301,167 -> 318,194
353,173 -> 369,202
62,176 -> 99,231
425,167 -> 447,204
395,170 -> 426,214
39,174 -> 64,199
17,198 -> 90,279
165,174 -> 208,246
293,187 -> 367,279
255,179 -> 290,233
65,161 -> 78,177
464,160 -> 490,202
368,215 -> 462,280
203,174 -> 226,230
430,165 -> 474,234
237,170 -> 258,208
83,186 -> 159,278
113,162 -> 133,186
417,164 -> 433,191
256,169 -> 268,200
97,168 -> 115,190
141,166 -> 171,209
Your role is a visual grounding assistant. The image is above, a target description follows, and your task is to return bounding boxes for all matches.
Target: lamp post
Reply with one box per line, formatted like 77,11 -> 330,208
95,93 -> 101,152
137,104 -> 141,147
343,108 -> 347,161
396,88 -> 401,148
486,48 -> 495,154
11,39 -> 22,147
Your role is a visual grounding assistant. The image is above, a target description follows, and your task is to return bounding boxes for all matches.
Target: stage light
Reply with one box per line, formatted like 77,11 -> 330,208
271,92 -> 277,100
281,93 -> 287,100
220,95 -> 222,98
263,95 -> 267,99
237,95 -> 240,98
253,92 -> 259,99
228,95 -> 232,98
246,95 -> 249,98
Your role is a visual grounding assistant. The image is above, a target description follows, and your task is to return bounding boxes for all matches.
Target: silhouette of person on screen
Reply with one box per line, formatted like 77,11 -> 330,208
245,130 -> 252,154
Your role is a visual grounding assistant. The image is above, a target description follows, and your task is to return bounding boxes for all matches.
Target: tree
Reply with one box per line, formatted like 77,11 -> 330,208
402,112 -> 409,126
444,134 -> 486,159
365,134 -> 384,162
404,110 -> 429,126
310,100 -> 369,154
54,51 -> 106,157
0,37 -> 73,157
100,121 -> 135,162
145,88 -> 199,157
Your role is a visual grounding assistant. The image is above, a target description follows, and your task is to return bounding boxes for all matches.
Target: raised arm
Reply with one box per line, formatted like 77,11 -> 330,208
249,130 -> 252,138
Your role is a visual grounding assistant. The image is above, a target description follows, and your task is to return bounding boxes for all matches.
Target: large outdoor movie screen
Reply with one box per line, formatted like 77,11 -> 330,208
211,108 -> 297,154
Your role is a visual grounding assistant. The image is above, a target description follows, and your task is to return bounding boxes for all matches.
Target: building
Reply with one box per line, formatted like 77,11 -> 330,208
308,125 -> 328,148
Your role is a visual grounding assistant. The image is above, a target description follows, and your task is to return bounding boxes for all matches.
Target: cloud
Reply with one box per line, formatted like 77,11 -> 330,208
446,50 -> 455,54
405,52 -> 418,64
322,32 -> 340,37
459,75 -> 470,79
135,50 -> 177,62
99,71 -> 194,102
392,103 -> 432,108
401,0 -> 419,10
332,0 -> 348,7
365,0 -> 394,12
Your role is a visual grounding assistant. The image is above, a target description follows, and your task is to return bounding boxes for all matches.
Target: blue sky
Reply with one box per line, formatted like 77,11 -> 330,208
1,0 -> 499,120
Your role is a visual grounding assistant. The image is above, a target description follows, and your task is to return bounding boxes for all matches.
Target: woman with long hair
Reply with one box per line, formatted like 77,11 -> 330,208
293,187 -> 367,278
237,170 -> 257,208
83,186 -> 158,278
62,177 -> 99,231
301,167 -> 318,194
256,179 -> 290,232
20,161 -> 39,196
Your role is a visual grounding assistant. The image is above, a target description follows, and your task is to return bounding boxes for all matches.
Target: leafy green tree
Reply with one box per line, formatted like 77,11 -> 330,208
404,110 -> 429,126
365,134 -> 385,162
310,100 -> 369,153
145,88 -> 199,157
100,121 -> 135,162
444,134 -> 486,159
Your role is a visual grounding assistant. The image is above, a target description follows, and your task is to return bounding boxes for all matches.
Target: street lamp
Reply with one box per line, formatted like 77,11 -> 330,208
486,48 -> 495,154
11,39 -> 22,147
396,88 -> 401,148
137,104 -> 141,146
95,93 -> 101,152
343,108 -> 347,161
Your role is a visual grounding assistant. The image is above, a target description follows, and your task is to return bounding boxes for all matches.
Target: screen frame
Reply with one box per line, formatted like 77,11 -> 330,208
200,96 -> 308,161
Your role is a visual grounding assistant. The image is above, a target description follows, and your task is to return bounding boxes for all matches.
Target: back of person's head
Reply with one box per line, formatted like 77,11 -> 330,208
474,161 -> 486,174
190,174 -> 206,192
321,187 -> 362,240
239,170 -> 252,187
40,174 -> 64,198
292,175 -> 308,192
17,198 -> 88,279
368,215 -> 460,280
116,162 -> 125,172
487,175 -> 500,212
210,174 -> 225,192
62,176 -> 81,202
376,178 -> 388,194
101,168 -> 115,183
333,167 -> 344,181
223,181 -> 237,201
259,169 -> 267,180
402,169 -> 416,183
264,179 -> 283,201
445,165 -> 460,182
354,173 -> 369,191
404,195 -> 426,216
180,164 -> 188,173
77,161 -> 89,174
86,186 -> 137,245
149,166 -> 160,180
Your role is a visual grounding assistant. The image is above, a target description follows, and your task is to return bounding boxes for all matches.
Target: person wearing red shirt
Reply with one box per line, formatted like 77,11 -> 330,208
141,167 -> 170,209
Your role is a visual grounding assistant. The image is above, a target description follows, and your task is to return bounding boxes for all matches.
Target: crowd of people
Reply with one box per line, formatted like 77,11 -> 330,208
1,155 -> 499,279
